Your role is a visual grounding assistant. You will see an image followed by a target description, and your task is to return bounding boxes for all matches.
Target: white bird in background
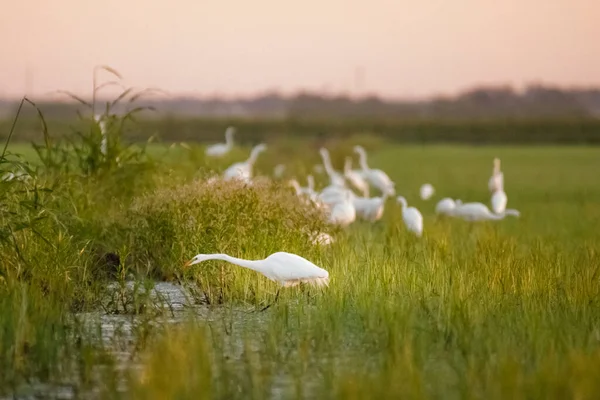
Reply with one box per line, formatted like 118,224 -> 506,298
419,183 -> 435,200
344,157 -> 370,197
319,148 -> 346,187
353,146 -> 395,196
328,191 -> 356,227
453,202 -> 520,221
223,143 -> 266,182
353,193 -> 389,222
185,252 -> 329,309
205,126 -> 236,157
396,196 -> 424,237
310,232 -> 335,246
94,113 -> 108,155
491,189 -> 507,214
488,157 -> 504,193
273,164 -> 286,178
435,198 -> 462,216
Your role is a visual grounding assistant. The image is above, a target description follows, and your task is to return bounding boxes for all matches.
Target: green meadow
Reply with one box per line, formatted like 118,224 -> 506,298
1,112 -> 600,398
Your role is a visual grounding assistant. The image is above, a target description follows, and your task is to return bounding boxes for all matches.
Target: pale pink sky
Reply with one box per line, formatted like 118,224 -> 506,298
1,0 -> 599,99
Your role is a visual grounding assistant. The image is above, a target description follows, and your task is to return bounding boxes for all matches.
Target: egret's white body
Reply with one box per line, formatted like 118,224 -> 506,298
435,198 -> 462,216
420,184 -> 435,200
328,192 -> 356,227
488,157 -> 504,193
318,185 -> 353,206
223,144 -> 266,182
397,196 -> 423,237
491,189 -> 507,214
185,252 -> 329,288
353,193 -> 389,222
344,157 -> 369,197
353,146 -> 395,196
206,127 -> 235,157
453,202 -> 520,221
319,148 -> 346,187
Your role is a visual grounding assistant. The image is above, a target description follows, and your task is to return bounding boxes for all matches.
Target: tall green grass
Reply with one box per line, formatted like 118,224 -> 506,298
1,102 -> 600,399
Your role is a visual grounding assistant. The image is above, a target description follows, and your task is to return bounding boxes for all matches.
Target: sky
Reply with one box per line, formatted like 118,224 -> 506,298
1,0 -> 599,99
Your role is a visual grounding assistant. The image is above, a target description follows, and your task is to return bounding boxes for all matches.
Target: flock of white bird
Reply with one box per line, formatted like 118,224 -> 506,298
188,127 -> 521,298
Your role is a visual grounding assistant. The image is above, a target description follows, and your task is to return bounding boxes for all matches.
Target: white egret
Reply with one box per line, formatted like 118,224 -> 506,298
310,232 -> 335,246
328,191 -> 356,227
491,189 -> 507,214
435,198 -> 462,216
318,185 -> 353,206
344,157 -> 369,197
223,144 -> 266,182
185,251 -> 329,287
205,126 -> 235,157
453,202 -> 520,221
185,252 -> 329,309
419,184 -> 435,200
353,193 -> 389,222
353,146 -> 395,195
319,148 -> 346,187
396,196 -> 423,237
488,157 -> 504,193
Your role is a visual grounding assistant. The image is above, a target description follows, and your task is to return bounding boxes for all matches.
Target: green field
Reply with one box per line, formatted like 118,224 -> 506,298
1,133 -> 600,398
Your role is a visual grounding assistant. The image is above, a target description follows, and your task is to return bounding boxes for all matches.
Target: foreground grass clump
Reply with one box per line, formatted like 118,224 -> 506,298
127,178 -> 329,293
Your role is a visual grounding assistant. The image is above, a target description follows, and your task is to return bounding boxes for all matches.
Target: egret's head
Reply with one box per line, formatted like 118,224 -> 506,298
396,196 -> 407,208
353,145 -> 365,155
184,254 -> 208,268
319,148 -> 328,158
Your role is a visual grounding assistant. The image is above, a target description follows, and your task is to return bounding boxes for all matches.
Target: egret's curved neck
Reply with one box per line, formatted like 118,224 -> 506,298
225,132 -> 234,146
201,254 -> 263,273
247,147 -> 262,165
320,150 -> 335,176
289,180 -> 301,195
307,175 -> 314,191
356,149 -> 369,171
344,158 -> 351,174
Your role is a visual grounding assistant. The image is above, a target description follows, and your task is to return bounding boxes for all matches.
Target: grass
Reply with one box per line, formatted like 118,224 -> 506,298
1,133 -> 600,398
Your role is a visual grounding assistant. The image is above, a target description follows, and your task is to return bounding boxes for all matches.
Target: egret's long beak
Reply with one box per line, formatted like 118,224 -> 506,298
183,259 -> 194,268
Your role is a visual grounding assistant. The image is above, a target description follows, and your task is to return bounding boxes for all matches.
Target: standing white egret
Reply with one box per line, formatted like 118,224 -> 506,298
491,189 -> 507,214
185,252 -> 329,309
353,193 -> 389,222
419,184 -> 435,200
223,144 -> 266,182
319,148 -> 346,187
344,157 -> 369,197
185,252 -> 329,287
396,196 -> 423,237
488,157 -> 504,193
453,202 -> 520,221
205,126 -> 236,157
328,191 -> 356,227
435,198 -> 462,216
353,146 -> 395,196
